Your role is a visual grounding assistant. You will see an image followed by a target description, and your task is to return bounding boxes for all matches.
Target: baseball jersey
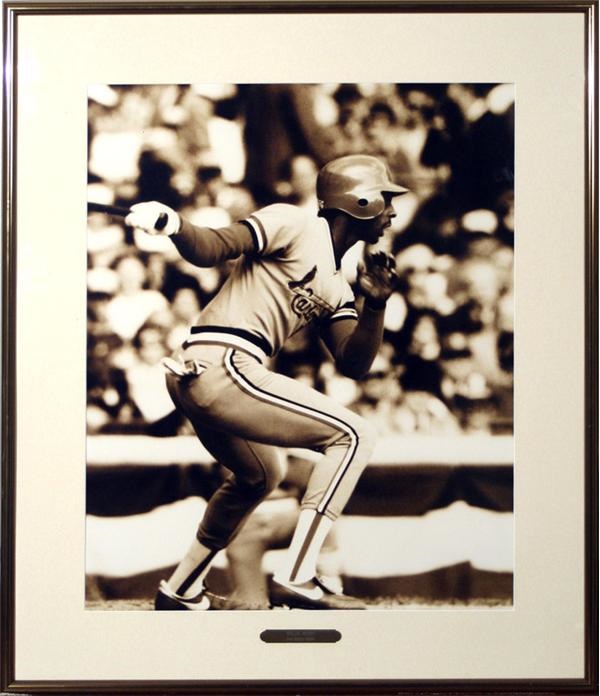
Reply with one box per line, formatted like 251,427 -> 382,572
177,204 -> 358,361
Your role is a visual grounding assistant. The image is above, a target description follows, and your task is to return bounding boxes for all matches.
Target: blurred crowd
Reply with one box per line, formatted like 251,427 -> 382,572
87,83 -> 514,438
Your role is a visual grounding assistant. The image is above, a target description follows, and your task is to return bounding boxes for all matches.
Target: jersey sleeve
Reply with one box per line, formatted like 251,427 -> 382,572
322,283 -> 358,326
173,218 -> 255,267
240,204 -> 303,257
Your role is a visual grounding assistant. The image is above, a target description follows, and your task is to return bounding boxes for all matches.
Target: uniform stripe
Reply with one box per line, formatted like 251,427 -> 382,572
252,215 -> 268,252
328,310 -> 358,323
184,334 -> 265,362
289,511 -> 324,582
176,549 -> 217,596
188,325 -> 273,357
246,215 -> 267,254
223,349 -> 359,516
239,220 -> 261,253
328,301 -> 358,324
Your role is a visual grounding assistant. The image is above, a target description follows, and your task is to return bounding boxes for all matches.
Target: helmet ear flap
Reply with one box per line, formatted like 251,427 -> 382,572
339,191 -> 386,219
318,190 -> 385,220
353,192 -> 385,219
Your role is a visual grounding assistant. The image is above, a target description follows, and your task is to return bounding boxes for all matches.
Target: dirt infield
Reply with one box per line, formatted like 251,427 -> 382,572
86,596 -> 511,611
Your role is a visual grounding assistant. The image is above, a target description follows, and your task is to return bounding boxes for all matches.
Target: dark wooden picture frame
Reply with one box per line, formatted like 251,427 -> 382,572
2,2 -> 597,694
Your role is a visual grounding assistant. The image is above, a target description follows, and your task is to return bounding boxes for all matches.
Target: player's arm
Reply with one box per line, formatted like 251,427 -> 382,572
174,218 -> 255,267
125,201 -> 297,267
320,252 -> 397,380
125,201 -> 255,267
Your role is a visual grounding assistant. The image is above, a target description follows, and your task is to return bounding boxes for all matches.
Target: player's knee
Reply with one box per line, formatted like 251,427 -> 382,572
353,417 -> 378,461
238,465 -> 284,500
326,416 -> 377,466
237,477 -> 267,502
260,463 -> 285,497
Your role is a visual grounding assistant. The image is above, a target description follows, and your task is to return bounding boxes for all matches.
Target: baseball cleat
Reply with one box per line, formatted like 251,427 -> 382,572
269,576 -> 366,610
154,580 -> 212,611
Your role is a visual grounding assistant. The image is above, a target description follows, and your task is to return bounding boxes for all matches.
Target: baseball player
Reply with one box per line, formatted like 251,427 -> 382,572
125,155 -> 408,610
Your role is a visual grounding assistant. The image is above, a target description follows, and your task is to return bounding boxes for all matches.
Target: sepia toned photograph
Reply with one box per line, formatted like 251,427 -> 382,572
3,3 -> 595,691
85,82 -> 515,612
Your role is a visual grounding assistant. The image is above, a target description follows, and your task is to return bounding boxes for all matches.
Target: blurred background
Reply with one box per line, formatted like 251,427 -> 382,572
86,83 -> 514,608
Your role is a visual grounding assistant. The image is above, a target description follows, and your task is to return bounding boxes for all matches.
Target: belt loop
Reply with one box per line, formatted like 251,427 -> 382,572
185,360 -> 207,376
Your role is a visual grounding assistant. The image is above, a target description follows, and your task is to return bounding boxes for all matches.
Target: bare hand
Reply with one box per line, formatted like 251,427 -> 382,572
357,251 -> 398,307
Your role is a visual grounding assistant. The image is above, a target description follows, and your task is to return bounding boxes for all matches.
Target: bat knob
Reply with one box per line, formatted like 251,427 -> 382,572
155,212 -> 168,231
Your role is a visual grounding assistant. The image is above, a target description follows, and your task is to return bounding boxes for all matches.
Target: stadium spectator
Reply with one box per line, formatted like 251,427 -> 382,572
274,154 -> 320,211
87,82 -> 514,436
104,254 -> 169,342
124,323 -> 183,436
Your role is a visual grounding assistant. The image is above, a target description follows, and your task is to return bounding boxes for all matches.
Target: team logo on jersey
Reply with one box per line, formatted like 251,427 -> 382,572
288,265 -> 334,323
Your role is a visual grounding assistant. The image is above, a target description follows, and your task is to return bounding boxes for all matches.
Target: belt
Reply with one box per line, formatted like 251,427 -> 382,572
183,325 -> 272,363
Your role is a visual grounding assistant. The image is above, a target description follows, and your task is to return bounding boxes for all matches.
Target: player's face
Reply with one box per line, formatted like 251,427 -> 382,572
357,193 -> 397,244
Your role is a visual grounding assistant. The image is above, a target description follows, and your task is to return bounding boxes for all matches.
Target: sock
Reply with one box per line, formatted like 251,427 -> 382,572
167,539 -> 217,598
276,509 -> 334,585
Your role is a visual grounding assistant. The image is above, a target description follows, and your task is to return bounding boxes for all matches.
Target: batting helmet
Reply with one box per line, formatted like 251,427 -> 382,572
316,155 -> 409,220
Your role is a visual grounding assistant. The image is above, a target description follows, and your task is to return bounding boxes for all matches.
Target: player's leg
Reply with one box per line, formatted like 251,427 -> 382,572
161,348 -> 376,609
210,350 -> 377,512
204,350 -> 377,607
224,499 -> 298,610
224,500 -> 342,609
220,454 -> 342,610
156,377 -> 286,610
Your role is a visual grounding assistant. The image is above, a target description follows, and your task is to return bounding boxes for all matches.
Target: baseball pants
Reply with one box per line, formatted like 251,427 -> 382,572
165,345 -> 377,552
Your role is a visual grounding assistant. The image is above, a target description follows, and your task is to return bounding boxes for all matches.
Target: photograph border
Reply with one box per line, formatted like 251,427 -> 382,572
2,1 -> 598,694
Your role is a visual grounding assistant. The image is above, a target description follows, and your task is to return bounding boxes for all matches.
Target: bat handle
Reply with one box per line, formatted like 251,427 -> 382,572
87,201 -> 169,231
155,212 -> 168,231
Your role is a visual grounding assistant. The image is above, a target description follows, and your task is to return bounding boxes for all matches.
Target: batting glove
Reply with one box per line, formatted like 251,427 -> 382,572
125,201 -> 181,236
357,251 -> 398,309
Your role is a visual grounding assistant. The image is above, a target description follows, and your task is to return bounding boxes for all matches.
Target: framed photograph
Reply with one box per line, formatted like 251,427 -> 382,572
2,1 -> 597,694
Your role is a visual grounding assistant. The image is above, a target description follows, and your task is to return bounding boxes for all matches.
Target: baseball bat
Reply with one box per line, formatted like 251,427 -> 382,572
87,201 -> 168,230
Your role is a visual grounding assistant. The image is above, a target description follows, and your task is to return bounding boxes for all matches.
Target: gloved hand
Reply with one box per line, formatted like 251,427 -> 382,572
125,201 -> 181,236
357,251 -> 398,309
